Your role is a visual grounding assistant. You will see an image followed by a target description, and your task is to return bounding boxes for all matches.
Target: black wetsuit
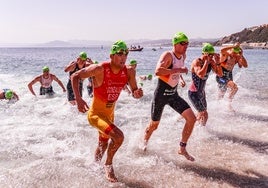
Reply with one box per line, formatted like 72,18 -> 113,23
151,79 -> 190,121
188,59 -> 212,112
67,63 -> 84,101
40,86 -> 54,96
216,67 -> 233,93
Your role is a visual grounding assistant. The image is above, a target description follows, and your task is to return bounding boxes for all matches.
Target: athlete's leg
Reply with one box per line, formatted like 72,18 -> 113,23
143,120 -> 160,151
227,81 -> 238,100
227,81 -> 238,111
179,108 -> 196,161
104,125 -> 124,182
94,134 -> 109,163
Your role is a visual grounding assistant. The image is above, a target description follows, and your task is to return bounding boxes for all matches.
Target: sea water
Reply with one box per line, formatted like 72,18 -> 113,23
0,47 -> 267,188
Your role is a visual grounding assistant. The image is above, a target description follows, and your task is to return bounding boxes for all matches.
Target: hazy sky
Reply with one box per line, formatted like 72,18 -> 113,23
0,0 -> 267,44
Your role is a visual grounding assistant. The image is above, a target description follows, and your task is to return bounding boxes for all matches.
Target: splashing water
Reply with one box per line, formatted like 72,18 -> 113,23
0,47 -> 267,187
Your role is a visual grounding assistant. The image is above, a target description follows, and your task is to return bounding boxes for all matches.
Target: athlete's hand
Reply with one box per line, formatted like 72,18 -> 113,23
214,53 -> 220,61
132,88 -> 143,99
77,99 -> 89,113
180,67 -> 188,74
179,79 -> 186,87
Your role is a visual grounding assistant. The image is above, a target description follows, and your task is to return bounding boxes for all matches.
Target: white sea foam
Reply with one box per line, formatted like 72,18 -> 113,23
0,47 -> 267,187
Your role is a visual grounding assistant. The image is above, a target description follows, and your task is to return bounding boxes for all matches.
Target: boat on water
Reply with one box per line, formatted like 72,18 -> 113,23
129,47 -> 143,51
129,45 -> 143,51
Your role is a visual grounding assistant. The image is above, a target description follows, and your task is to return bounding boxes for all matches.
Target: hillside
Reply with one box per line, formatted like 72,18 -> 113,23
1,24 -> 267,48
214,24 -> 268,48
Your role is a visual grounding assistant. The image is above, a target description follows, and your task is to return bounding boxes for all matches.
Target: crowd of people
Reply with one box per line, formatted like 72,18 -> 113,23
1,32 -> 248,183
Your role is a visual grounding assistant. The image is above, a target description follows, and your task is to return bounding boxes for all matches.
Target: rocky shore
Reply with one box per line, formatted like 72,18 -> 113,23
240,42 -> 268,49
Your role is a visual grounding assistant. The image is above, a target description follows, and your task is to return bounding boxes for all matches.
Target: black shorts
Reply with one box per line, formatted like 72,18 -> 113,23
40,86 -> 54,96
188,90 -> 207,112
216,68 -> 233,93
67,79 -> 83,101
151,79 -> 190,121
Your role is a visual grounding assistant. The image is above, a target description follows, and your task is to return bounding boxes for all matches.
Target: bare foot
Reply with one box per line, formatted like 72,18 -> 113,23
178,147 -> 195,162
142,140 -> 148,151
228,104 -> 236,113
104,165 -> 118,183
198,116 -> 206,126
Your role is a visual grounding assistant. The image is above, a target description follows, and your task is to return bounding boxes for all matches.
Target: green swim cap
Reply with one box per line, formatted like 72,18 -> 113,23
79,51 -> 87,60
129,59 -> 137,65
172,32 -> 188,45
202,43 -> 215,54
233,47 -> 241,53
5,90 -> 13,99
147,74 -> 153,80
110,40 -> 128,55
42,66 -> 49,72
94,60 -> 99,64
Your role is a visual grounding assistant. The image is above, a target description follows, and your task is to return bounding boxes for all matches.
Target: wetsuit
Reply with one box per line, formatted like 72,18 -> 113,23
151,52 -> 190,121
87,77 -> 93,97
216,67 -> 233,93
67,63 -> 84,101
40,74 -> 54,95
188,58 -> 212,112
87,62 -> 128,140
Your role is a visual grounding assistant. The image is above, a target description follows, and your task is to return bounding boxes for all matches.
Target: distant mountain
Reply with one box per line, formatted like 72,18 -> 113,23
131,38 -> 219,47
68,39 -> 113,47
2,25 -> 267,48
28,38 -> 219,48
214,24 -> 268,48
38,40 -> 74,47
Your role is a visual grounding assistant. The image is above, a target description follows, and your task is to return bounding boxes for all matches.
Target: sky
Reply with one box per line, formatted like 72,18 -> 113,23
0,0 -> 267,44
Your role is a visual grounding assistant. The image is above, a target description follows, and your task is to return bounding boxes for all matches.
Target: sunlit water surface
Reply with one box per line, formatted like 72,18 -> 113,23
0,47 -> 267,188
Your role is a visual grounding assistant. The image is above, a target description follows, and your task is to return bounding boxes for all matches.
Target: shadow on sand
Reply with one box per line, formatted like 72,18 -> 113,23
231,111 -> 268,123
209,130 -> 268,155
180,163 -> 268,188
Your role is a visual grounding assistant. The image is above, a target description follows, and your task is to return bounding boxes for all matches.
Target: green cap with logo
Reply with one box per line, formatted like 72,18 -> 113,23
172,32 -> 188,45
42,66 -> 49,72
5,90 -> 13,99
233,47 -> 241,53
129,59 -> 137,65
110,40 -> 128,55
79,51 -> 87,60
147,74 -> 153,80
202,43 -> 215,54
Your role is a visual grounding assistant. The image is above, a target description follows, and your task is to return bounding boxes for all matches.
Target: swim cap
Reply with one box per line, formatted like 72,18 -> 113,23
147,74 -> 153,80
110,40 -> 128,55
129,59 -> 137,65
202,43 -> 215,54
233,47 -> 241,53
79,51 -> 87,60
172,32 -> 188,45
5,90 -> 13,99
42,66 -> 49,72
94,60 -> 99,64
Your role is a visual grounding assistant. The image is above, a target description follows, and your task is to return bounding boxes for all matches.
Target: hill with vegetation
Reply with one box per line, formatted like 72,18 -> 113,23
1,24 -> 267,48
214,24 -> 268,49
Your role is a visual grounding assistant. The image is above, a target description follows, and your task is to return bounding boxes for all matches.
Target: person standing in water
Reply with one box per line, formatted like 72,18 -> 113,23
71,40 -> 143,182
188,43 -> 223,126
28,66 -> 66,96
64,52 -> 92,105
143,32 -> 196,161
87,60 -> 98,98
216,43 -> 248,111
124,59 -> 138,94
